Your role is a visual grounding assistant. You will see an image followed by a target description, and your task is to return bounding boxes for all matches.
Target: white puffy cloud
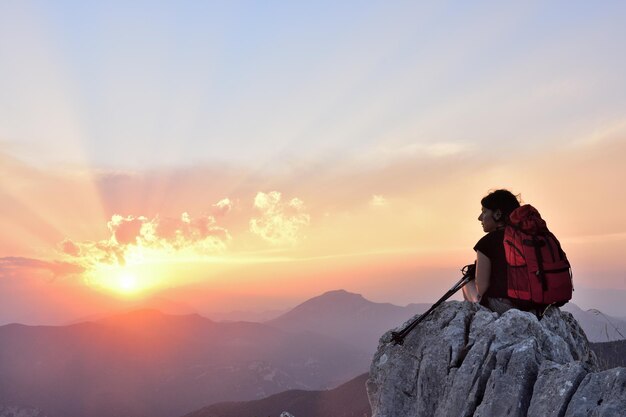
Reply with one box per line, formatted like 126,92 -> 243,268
212,198 -> 233,216
249,191 -> 310,246
148,212 -> 230,251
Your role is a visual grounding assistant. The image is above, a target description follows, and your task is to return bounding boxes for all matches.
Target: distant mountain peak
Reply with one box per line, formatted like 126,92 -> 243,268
265,290 -> 425,351
292,290 -> 371,312
318,289 -> 367,300
95,308 -> 212,327
100,308 -> 166,320
322,289 -> 356,295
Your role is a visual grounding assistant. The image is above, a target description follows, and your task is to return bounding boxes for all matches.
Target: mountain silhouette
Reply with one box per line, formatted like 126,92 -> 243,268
562,303 -> 626,342
267,289 -> 429,353
183,372 -> 371,417
590,339 -> 626,370
3,290 -> 623,417
267,289 -> 625,352
0,309 -> 370,417
183,301 -> 626,417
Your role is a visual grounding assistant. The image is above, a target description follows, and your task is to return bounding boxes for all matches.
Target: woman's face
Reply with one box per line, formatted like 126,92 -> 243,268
478,206 -> 501,233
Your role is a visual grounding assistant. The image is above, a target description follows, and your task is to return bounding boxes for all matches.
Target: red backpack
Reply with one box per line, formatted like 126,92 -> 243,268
504,205 -> 573,306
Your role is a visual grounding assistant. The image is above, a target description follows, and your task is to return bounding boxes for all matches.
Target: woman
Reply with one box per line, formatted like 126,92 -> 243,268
463,189 -> 521,314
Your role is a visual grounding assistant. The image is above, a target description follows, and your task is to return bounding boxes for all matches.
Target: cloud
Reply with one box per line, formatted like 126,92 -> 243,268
212,198 -> 233,217
59,239 -> 81,256
249,191 -> 310,246
0,256 -> 85,280
148,212 -> 230,251
50,191 -> 310,276
59,238 -> 126,267
146,212 -> 230,250
370,195 -> 389,207
59,204 -> 232,269
48,191 -> 307,277
108,215 -> 145,245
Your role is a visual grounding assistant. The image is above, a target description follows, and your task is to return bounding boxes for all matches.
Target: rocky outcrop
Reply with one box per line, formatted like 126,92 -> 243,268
367,301 -> 626,417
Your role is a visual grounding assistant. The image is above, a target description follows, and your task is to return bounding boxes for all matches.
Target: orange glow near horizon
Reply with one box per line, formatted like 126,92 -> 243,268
2,135 -> 626,323
89,264 -> 149,297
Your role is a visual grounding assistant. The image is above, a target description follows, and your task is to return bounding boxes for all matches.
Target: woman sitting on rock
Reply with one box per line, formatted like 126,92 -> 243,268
463,189 -> 523,315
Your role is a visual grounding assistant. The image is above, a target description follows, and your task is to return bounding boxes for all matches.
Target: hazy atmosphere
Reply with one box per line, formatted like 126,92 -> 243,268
2,0 -> 626,326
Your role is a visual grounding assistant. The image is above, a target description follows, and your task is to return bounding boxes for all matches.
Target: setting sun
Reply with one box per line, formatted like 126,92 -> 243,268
87,265 -> 152,296
117,273 -> 138,294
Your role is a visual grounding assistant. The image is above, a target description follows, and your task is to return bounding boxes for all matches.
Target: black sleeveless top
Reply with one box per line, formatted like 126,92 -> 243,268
473,229 -> 509,300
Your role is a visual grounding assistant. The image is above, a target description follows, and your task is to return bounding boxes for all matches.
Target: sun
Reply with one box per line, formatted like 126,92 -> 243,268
88,260 -> 171,297
117,273 -> 139,294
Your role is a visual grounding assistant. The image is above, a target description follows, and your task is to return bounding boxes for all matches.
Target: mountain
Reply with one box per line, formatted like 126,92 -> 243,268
183,373 -> 371,417
267,290 -> 430,353
266,289 -> 626,352
0,309 -> 371,417
590,339 -> 626,370
368,301 -> 626,417
6,289 -> 622,417
562,303 -> 626,342
183,298 -> 626,417
64,296 -> 199,325
0,406 -> 46,417
208,309 -> 286,323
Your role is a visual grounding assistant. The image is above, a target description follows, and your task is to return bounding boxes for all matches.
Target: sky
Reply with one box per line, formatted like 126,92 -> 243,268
1,1 -> 626,324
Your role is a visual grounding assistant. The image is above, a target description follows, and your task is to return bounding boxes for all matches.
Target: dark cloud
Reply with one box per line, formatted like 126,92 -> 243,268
0,257 -> 85,279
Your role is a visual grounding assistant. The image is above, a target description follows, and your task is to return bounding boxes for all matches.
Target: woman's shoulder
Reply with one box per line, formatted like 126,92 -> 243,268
474,229 -> 505,252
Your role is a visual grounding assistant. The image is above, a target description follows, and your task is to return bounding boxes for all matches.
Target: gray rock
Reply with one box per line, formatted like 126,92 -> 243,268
527,361 -> 587,417
564,368 -> 626,417
367,301 -> 625,417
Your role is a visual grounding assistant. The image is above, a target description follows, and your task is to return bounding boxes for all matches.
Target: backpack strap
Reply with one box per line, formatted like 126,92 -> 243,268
531,236 -> 548,292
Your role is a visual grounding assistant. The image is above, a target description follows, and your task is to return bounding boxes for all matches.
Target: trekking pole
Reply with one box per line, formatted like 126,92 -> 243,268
390,264 -> 475,345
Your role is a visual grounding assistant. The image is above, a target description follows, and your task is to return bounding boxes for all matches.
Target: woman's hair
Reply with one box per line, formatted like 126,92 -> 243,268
481,189 -> 521,222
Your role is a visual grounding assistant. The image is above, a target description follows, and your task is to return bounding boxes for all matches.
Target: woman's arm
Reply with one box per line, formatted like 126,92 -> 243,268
462,280 -> 480,302
475,250 -> 491,301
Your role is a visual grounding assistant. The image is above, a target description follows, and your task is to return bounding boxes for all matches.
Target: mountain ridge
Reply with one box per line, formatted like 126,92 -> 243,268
267,289 -> 430,354
3,290 -> 625,417
182,373 -> 371,417
0,307 -> 370,417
